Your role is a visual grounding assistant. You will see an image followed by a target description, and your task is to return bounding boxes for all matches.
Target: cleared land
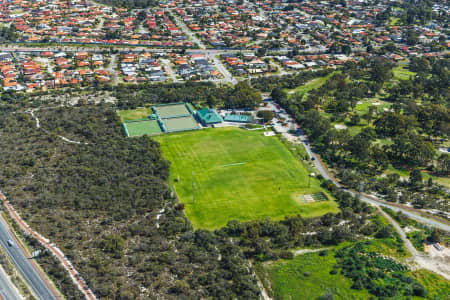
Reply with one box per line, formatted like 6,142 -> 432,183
124,120 -> 162,137
257,250 -> 372,300
155,127 -> 338,229
393,64 -> 416,81
257,240 -> 450,300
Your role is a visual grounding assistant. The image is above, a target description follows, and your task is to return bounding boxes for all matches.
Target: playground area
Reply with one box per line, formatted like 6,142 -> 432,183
120,102 -> 200,137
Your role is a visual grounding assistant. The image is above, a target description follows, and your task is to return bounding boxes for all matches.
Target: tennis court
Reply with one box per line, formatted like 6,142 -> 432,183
124,120 -> 162,137
154,103 -> 190,118
164,116 -> 200,132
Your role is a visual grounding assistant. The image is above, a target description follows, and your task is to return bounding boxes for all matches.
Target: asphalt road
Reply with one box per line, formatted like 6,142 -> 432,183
209,54 -> 237,84
0,264 -> 22,300
296,128 -> 450,232
168,10 -> 206,50
0,216 -> 57,300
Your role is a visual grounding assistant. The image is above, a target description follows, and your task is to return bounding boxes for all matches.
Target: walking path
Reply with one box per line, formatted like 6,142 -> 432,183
248,261 -> 272,300
291,247 -> 331,256
28,109 -> 91,145
0,192 -> 97,299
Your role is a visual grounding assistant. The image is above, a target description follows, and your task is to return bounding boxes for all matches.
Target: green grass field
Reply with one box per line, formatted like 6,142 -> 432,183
411,269 -> 450,300
393,64 -> 416,81
285,71 -> 340,99
156,127 -> 338,229
118,107 -> 152,122
257,239 -> 449,300
257,249 -> 372,300
125,120 -> 162,136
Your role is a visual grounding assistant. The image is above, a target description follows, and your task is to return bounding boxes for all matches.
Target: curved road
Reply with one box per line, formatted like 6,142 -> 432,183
296,127 -> 450,231
0,216 -> 58,300
261,97 -> 450,232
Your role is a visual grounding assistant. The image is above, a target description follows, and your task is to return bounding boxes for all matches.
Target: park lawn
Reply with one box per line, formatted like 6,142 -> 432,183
389,17 -> 400,25
118,107 -> 153,122
257,249 -> 372,300
155,127 -> 338,229
354,100 -> 391,116
393,65 -> 416,81
286,71 -> 340,98
364,237 -> 409,259
411,269 -> 450,300
384,165 -> 450,188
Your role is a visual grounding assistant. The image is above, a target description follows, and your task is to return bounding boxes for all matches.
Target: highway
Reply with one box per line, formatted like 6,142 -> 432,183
0,263 -> 22,300
0,216 -> 58,300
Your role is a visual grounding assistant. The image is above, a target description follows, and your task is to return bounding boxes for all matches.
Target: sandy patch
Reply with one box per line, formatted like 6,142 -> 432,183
334,124 -> 347,130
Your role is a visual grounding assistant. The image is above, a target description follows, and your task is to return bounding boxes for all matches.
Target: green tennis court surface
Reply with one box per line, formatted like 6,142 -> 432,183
155,127 -> 338,229
154,103 -> 190,118
164,116 -> 200,132
125,120 -> 162,137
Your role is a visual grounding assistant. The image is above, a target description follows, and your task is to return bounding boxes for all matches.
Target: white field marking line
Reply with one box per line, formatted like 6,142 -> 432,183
220,162 -> 247,167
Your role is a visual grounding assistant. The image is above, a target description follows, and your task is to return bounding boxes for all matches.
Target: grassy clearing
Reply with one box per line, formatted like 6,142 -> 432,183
258,238 -> 447,300
389,17 -> 401,25
257,249 -> 372,300
155,127 -> 338,229
286,71 -> 340,98
384,164 -> 450,188
411,269 -> 450,300
364,237 -> 409,259
393,65 -> 416,81
118,107 -> 152,122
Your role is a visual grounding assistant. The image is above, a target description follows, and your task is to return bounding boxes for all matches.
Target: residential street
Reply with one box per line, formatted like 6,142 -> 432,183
168,10 -> 206,50
208,53 -> 237,84
106,54 -> 118,86
161,59 -> 179,83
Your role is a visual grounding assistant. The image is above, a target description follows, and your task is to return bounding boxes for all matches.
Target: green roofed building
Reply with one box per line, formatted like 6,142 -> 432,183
224,114 -> 253,123
196,108 -> 223,126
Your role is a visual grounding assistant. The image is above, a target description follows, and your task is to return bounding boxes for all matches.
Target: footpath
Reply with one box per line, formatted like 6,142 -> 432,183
0,191 -> 96,300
